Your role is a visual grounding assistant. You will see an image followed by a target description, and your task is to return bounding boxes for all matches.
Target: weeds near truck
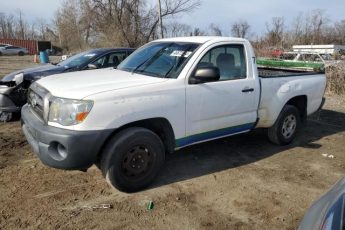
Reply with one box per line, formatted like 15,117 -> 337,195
325,61 -> 345,95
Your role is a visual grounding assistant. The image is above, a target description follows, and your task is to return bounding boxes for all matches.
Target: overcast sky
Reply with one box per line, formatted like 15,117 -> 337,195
1,0 -> 344,36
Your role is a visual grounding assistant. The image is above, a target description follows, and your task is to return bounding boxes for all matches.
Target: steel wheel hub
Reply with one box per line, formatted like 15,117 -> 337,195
282,114 -> 296,139
121,145 -> 151,178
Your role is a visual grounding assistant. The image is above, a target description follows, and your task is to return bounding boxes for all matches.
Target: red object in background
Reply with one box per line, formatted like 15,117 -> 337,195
0,38 -> 37,55
271,49 -> 284,58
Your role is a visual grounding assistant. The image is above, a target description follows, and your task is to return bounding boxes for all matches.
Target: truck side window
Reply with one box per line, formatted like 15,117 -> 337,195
198,44 -> 247,81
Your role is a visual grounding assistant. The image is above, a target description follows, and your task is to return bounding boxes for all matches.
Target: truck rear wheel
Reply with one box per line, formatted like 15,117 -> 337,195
100,127 -> 165,193
267,105 -> 301,145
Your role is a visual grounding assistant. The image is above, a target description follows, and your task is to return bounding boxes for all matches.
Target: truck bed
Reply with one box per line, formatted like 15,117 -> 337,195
258,67 -> 323,78
257,68 -> 326,128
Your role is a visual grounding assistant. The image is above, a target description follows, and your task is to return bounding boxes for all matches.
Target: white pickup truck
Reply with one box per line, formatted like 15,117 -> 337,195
21,37 -> 326,192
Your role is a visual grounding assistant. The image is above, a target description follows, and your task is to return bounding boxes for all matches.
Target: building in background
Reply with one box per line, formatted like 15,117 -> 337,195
0,38 -> 51,55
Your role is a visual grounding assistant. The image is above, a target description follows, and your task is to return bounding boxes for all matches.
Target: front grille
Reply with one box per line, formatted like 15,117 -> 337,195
27,83 -> 49,121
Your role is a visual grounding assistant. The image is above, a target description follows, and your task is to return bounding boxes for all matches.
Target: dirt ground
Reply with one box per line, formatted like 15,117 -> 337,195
1,56 -> 345,230
0,56 -> 61,78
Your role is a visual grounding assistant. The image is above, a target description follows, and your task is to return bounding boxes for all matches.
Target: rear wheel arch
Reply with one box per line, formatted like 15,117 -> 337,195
285,95 -> 307,123
267,95 -> 307,145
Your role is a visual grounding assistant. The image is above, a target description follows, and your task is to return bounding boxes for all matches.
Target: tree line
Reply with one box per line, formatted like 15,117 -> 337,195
1,1 -> 344,53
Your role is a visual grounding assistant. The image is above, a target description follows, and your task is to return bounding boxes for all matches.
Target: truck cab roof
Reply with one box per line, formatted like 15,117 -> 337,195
154,36 -> 248,44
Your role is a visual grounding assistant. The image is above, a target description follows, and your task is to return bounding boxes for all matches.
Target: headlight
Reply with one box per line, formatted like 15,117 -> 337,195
48,97 -> 93,126
14,73 -> 24,85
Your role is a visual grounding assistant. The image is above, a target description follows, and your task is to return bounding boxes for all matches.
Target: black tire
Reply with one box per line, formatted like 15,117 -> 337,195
0,52 -> 2,56
100,127 -> 165,193
267,105 -> 301,145
18,51 -> 24,56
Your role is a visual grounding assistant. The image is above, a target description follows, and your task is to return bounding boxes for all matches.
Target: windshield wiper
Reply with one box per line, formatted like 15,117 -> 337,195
131,43 -> 173,75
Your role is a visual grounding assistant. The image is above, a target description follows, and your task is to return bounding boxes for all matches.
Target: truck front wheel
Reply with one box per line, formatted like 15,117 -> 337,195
100,127 -> 165,193
267,105 -> 301,145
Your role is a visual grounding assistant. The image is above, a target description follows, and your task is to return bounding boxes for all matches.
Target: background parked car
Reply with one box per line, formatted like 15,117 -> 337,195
0,43 -> 12,48
0,45 -> 29,56
0,47 -> 135,121
299,177 -> 345,230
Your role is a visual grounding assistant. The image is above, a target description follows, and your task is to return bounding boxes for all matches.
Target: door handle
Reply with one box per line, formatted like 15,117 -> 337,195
242,87 -> 254,93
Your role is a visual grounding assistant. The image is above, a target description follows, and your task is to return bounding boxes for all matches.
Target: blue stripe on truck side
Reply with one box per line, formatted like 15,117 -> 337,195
175,122 -> 255,148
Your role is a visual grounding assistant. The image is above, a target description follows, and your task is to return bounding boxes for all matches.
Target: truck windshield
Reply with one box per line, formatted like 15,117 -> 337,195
117,42 -> 200,78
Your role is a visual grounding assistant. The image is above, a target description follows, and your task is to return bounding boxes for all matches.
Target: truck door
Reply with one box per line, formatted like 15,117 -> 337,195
182,43 -> 259,147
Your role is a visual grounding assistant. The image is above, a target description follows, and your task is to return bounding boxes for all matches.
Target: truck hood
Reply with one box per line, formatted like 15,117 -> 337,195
36,68 -> 169,99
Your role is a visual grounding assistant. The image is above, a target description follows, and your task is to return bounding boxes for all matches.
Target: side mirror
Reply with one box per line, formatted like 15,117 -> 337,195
87,63 -> 98,70
189,66 -> 220,84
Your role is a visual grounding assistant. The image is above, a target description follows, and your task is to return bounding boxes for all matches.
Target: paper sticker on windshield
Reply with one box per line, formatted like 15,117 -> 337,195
84,54 -> 96,57
170,50 -> 192,57
184,51 -> 192,57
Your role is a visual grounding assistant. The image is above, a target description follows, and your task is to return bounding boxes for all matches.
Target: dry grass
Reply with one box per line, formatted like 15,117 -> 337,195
0,55 -> 61,79
325,61 -> 345,95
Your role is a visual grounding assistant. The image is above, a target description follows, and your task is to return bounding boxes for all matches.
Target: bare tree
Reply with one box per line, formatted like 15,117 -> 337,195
86,0 -> 201,47
3,4 -> 342,54
191,27 -> 205,36
289,13 -> 304,44
334,20 -> 345,44
310,9 -> 329,44
231,20 -> 250,38
209,23 -> 222,36
165,21 -> 192,37
16,10 -> 26,39
35,18 -> 47,40
265,17 -> 284,47
0,13 -> 15,38
54,0 -> 85,50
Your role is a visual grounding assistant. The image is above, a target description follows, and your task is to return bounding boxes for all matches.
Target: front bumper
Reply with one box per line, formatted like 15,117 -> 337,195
21,104 -> 113,170
0,93 -> 21,113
